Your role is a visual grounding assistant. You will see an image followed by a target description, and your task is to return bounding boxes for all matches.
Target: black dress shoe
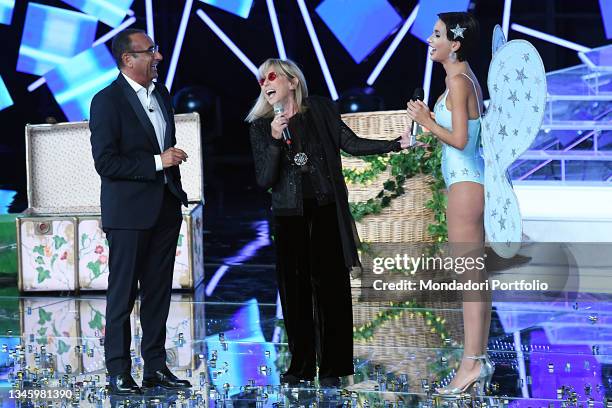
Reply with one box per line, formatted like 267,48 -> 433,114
319,376 -> 341,388
142,367 -> 192,389
280,372 -> 314,386
108,373 -> 142,395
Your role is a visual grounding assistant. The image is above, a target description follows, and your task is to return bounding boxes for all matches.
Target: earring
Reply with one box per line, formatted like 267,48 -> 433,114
449,51 -> 457,62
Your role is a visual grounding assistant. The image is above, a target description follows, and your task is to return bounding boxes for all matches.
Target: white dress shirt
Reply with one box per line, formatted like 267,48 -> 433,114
122,73 -> 166,173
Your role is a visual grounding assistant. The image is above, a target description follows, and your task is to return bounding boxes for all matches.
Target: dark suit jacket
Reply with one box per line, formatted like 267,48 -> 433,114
249,96 -> 402,268
90,74 -> 188,230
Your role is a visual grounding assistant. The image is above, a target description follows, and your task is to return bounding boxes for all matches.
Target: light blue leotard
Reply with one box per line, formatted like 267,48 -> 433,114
433,73 -> 484,188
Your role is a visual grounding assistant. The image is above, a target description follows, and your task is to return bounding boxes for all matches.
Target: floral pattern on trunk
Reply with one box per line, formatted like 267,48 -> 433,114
78,219 -> 109,290
20,219 -> 75,291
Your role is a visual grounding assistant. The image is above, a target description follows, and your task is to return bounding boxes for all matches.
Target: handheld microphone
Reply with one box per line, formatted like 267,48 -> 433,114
273,103 -> 292,145
410,88 -> 425,146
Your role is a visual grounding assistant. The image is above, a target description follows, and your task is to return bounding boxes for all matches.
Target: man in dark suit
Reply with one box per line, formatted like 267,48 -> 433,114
90,29 -> 192,395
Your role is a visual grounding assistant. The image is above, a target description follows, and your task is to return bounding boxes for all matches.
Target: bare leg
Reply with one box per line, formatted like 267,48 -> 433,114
443,181 -> 489,390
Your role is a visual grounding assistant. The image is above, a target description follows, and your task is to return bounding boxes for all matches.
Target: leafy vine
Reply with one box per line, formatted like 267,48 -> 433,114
345,133 -> 448,243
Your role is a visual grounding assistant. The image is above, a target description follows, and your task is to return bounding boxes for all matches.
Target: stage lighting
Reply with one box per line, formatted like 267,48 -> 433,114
337,87 -> 384,114
173,86 -> 221,142
173,86 -> 216,114
316,0 -> 402,64
60,0 -> 134,28
45,44 -> 119,122
17,3 -> 97,76
0,0 -> 15,25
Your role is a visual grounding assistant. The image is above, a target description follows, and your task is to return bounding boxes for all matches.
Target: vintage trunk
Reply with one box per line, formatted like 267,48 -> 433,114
17,113 -> 204,292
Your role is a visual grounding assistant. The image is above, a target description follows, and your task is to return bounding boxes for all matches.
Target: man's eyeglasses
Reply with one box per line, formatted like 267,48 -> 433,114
129,45 -> 159,55
258,71 -> 277,86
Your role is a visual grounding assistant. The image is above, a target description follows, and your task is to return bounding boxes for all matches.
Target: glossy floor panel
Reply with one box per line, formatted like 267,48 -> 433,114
0,288 -> 608,406
0,191 -> 610,407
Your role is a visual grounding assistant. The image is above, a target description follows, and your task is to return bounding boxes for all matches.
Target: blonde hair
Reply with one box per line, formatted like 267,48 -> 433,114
245,58 -> 309,122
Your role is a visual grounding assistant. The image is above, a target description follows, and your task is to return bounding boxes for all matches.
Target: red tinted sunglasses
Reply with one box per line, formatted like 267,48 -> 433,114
258,71 -> 277,86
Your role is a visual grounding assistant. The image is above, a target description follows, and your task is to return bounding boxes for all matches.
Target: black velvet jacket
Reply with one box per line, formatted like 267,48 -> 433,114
249,95 -> 402,267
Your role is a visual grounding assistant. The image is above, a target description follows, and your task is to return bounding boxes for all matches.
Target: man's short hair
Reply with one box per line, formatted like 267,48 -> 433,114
111,28 -> 146,68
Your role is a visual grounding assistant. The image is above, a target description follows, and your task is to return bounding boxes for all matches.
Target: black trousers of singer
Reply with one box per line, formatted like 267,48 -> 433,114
104,186 -> 182,376
274,200 -> 354,379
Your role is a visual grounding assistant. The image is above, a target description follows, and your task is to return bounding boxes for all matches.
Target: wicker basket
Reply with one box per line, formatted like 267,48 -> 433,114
341,110 -> 437,243
352,301 -> 464,349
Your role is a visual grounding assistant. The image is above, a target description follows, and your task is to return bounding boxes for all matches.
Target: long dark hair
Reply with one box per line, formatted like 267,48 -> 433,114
438,12 -> 480,62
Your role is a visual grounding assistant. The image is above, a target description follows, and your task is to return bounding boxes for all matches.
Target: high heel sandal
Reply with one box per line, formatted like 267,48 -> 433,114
434,354 -> 494,398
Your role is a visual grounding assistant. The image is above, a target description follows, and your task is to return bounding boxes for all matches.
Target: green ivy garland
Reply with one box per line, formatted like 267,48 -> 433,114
345,133 -> 448,243
342,154 -> 389,185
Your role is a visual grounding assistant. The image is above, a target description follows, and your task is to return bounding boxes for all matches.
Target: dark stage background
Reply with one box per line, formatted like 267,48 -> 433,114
0,0 -> 607,212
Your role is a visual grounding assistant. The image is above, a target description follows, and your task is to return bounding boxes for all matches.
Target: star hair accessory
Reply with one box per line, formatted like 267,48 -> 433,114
450,24 -> 467,39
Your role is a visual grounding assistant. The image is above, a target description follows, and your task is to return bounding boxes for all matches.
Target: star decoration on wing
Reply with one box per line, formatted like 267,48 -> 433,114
508,90 -> 519,107
481,28 -> 547,258
450,24 -> 467,39
515,68 -> 528,85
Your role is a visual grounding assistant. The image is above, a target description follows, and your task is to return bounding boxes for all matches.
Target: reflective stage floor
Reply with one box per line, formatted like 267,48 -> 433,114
0,192 -> 610,407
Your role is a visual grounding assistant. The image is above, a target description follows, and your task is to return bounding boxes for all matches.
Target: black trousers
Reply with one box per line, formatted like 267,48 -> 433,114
104,186 -> 182,376
274,200 -> 354,379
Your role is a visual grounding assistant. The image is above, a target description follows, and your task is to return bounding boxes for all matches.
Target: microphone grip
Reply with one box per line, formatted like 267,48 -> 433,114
282,128 -> 292,144
409,120 -> 419,146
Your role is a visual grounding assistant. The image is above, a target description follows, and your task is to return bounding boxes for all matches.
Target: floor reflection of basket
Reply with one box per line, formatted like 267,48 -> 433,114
353,301 -> 464,348
352,302 -> 464,392
341,111 -> 436,243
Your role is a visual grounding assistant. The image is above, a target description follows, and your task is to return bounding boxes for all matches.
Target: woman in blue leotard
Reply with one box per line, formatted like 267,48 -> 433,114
407,12 -> 493,397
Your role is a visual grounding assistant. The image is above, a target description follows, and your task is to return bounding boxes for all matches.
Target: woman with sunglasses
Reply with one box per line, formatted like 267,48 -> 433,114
247,58 -> 413,388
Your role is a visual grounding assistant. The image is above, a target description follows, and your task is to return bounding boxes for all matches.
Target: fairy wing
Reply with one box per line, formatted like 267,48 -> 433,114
482,38 -> 547,258
492,24 -> 507,55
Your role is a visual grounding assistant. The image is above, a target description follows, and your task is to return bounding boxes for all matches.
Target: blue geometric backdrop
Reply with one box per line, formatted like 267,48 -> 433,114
200,0 -> 253,19
0,75 -> 13,112
410,0 -> 471,43
17,3 -> 97,76
316,0 -> 402,63
0,0 -> 15,25
45,44 -> 119,122
60,0 -> 135,28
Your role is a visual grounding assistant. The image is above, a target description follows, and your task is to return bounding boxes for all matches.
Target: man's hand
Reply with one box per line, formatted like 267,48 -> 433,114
161,147 -> 188,168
